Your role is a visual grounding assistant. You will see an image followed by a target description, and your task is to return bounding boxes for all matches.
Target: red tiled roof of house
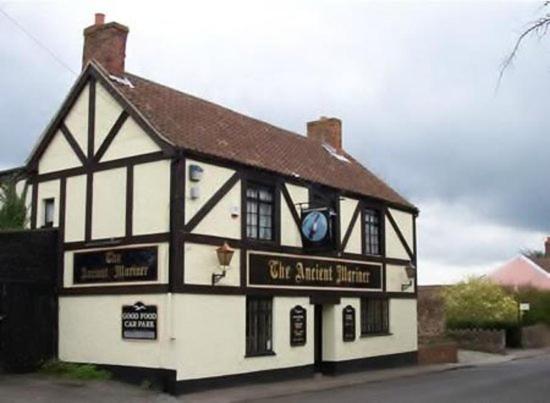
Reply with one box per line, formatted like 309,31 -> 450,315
528,256 -> 550,274
113,72 -> 415,210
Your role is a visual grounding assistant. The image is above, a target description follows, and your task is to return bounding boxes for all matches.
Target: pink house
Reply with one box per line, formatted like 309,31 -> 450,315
488,239 -> 550,290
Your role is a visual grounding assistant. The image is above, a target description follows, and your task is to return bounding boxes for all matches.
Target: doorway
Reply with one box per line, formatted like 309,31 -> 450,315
314,304 -> 323,372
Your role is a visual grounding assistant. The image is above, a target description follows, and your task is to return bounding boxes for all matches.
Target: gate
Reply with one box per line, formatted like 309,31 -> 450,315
0,228 -> 58,372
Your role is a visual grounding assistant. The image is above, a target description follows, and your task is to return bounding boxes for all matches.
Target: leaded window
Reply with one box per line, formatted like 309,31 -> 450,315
246,297 -> 273,356
246,184 -> 274,241
361,297 -> 389,335
364,208 -> 380,255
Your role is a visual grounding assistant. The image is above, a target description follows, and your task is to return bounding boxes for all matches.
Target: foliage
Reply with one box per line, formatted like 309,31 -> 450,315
0,176 -> 27,230
520,249 -> 545,259
40,361 -> 112,381
511,287 -> 550,326
443,277 -> 518,329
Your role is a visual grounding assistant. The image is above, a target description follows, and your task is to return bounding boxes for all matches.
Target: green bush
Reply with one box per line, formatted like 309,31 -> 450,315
443,277 -> 518,329
512,287 -> 550,326
0,176 -> 27,230
40,361 -> 112,381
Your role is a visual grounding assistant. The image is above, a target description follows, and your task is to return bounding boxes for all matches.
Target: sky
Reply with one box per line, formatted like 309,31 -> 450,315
1,0 -> 550,284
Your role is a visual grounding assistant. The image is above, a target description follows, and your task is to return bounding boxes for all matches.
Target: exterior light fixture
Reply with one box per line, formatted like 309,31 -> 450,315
213,242 -> 235,285
401,263 -> 416,291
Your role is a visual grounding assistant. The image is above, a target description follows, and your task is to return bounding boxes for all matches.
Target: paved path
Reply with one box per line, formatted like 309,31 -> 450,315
249,355 -> 550,403
0,349 -> 548,402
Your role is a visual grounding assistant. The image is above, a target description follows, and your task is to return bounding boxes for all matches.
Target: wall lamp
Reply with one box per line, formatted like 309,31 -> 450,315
212,242 -> 235,285
401,263 -> 416,291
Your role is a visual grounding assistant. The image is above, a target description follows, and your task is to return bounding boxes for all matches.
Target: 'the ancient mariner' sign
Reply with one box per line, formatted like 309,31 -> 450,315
249,253 -> 382,290
122,302 -> 158,340
73,246 -> 158,284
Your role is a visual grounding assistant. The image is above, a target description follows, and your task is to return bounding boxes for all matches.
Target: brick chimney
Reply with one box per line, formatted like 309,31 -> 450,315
545,237 -> 550,257
307,117 -> 342,151
82,13 -> 129,77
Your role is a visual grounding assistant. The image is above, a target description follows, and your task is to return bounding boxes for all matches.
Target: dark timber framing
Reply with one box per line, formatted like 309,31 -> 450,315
385,209 -> 414,261
24,61 -> 418,303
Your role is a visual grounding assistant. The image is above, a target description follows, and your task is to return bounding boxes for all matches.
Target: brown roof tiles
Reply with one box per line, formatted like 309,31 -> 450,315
113,72 -> 415,210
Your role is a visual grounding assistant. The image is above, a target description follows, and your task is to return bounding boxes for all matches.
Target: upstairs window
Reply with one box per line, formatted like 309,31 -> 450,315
364,208 -> 381,255
361,297 -> 389,335
246,184 -> 274,241
246,297 -> 273,356
43,198 -> 55,228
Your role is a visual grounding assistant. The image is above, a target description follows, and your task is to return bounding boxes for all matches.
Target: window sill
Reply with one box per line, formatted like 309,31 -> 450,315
361,332 -> 392,338
245,351 -> 276,358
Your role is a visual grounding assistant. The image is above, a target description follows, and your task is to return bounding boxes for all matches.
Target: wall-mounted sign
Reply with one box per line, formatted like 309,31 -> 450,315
74,246 -> 158,284
300,208 -> 334,251
343,305 -> 356,342
122,302 -> 157,340
290,305 -> 307,346
249,253 -> 382,290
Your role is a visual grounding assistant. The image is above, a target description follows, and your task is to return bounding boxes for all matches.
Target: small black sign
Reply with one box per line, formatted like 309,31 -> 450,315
122,302 -> 157,340
74,246 -> 158,284
249,253 -> 382,290
290,305 -> 307,346
343,305 -> 356,342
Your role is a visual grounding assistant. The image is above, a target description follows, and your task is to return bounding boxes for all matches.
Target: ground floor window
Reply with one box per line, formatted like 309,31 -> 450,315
246,296 -> 273,356
361,297 -> 389,335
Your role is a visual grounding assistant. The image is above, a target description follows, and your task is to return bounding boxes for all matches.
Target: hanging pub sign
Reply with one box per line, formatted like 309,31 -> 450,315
121,302 -> 157,340
73,246 -> 158,284
290,305 -> 307,346
249,252 -> 382,290
300,207 -> 334,251
342,305 -> 356,342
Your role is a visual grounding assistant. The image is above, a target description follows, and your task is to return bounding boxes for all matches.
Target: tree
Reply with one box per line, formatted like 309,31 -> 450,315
499,2 -> 550,84
443,277 -> 518,329
520,248 -> 545,259
0,176 -> 28,230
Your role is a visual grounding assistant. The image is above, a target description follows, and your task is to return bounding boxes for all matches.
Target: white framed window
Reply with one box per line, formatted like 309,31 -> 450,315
43,198 -> 55,228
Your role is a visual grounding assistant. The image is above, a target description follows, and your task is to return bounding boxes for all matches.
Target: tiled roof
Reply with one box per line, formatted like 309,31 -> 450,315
528,257 -> 550,274
112,73 -> 415,210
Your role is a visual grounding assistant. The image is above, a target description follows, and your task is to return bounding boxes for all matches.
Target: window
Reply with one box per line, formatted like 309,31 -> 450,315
43,198 -> 55,228
246,297 -> 273,356
246,184 -> 274,241
361,297 -> 389,335
364,208 -> 381,255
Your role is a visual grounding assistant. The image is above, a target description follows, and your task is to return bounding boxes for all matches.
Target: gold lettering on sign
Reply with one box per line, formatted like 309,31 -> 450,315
265,258 -> 373,286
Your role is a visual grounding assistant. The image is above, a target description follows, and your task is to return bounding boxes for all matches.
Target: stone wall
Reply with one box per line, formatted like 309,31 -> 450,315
418,342 -> 458,365
447,329 -> 506,354
522,324 -> 550,348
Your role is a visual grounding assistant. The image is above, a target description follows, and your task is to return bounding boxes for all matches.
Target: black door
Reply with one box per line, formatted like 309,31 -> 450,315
314,304 -> 323,371
0,283 -> 6,367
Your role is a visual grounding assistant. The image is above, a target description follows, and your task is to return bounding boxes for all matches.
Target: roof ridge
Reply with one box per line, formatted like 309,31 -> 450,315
124,72 -> 314,145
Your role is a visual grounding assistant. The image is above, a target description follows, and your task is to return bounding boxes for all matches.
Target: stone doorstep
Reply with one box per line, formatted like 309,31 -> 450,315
181,349 -> 550,403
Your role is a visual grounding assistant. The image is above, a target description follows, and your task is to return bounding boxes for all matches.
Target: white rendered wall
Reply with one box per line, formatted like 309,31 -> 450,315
36,179 -> 60,228
38,130 -> 82,174
386,264 -> 415,293
133,160 -> 171,235
64,174 -> 86,242
184,160 -> 235,224
59,294 -> 172,369
91,168 -> 126,239
184,242 -> 241,286
100,118 -> 160,162
322,298 -> 417,362
388,208 -> 414,252
193,181 -> 241,239
385,216 -> 410,260
64,83 -> 89,156
94,82 -> 124,153
63,242 -> 169,287
172,295 -> 314,381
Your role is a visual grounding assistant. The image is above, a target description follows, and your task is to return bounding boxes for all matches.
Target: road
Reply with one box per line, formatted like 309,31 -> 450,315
249,355 -> 550,403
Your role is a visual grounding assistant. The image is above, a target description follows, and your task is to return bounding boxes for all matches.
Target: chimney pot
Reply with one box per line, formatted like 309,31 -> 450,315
307,116 -> 343,151
95,13 -> 105,26
545,237 -> 550,257
83,14 -> 129,76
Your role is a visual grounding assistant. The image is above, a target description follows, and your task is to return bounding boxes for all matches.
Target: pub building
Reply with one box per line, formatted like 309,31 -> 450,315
13,14 -> 419,394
